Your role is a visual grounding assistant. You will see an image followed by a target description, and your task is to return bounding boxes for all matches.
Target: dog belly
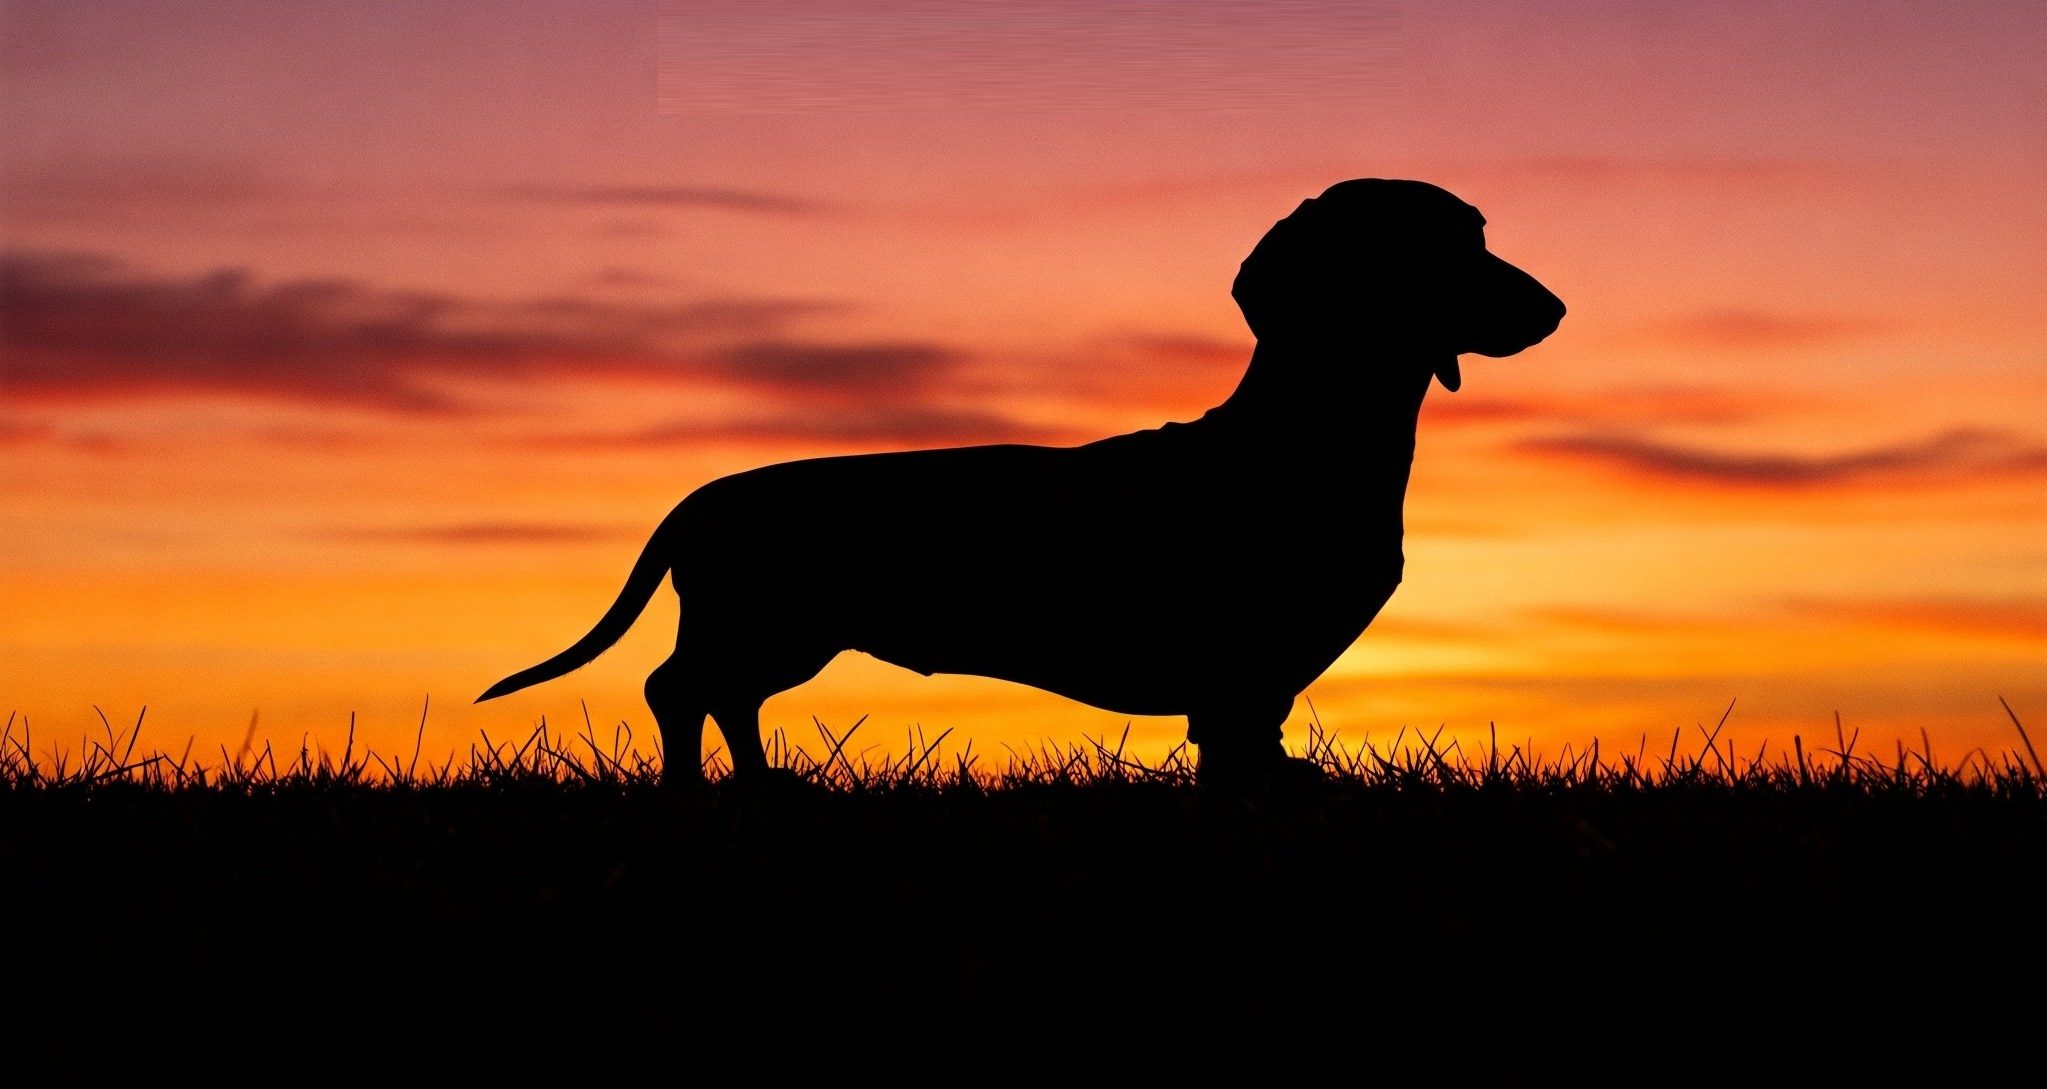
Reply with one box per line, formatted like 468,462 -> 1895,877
854,574 -> 1397,718
863,644 -> 1209,719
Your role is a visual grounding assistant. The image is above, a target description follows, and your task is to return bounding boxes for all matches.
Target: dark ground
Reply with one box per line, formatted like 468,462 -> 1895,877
7,777 -> 2042,1085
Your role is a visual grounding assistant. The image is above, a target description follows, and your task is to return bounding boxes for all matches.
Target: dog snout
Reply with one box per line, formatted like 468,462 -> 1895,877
1526,282 -> 1567,342
1462,254 -> 1565,357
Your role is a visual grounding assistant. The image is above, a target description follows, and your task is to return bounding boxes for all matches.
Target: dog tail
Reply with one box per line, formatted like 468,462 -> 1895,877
474,518 -> 676,703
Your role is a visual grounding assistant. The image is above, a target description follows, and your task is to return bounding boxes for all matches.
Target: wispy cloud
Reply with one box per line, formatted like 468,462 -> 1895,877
1499,155 -> 1853,188
1404,516 -> 1521,539
322,522 -> 633,545
497,183 -> 834,216
0,417 -> 133,454
1528,597 -> 2047,645
1115,333 -> 1249,368
1016,331 -> 1251,413
1521,606 -> 1722,636
1643,309 -> 1889,350
658,3 -> 1395,113
0,249 -> 900,412
0,419 -> 55,445
1787,597 -> 2047,642
711,341 -> 964,394
586,267 -> 675,289
1423,385 -> 1775,428
1365,616 -> 1501,642
248,427 -> 384,450
525,407 -> 1081,451
1004,155 -> 1853,223
3,154 -> 297,220
1516,427 -> 2047,488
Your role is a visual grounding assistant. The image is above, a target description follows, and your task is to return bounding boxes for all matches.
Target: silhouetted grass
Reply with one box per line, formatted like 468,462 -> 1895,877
5,701 -> 2042,1085
10,696 -> 2042,794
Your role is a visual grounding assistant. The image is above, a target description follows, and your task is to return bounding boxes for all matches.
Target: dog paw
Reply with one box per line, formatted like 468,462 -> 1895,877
732,766 -> 818,796
1272,755 -> 1326,790
1197,752 -> 1327,796
1252,755 -> 1328,795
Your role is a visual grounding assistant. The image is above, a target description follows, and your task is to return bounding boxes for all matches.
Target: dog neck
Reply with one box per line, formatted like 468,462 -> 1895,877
1198,340 -> 1434,448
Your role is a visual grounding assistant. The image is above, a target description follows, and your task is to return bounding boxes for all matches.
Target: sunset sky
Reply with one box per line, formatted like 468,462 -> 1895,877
4,0 -> 2042,773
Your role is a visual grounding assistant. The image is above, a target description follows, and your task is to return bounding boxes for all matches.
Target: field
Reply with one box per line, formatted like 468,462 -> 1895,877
7,708 -> 2043,1085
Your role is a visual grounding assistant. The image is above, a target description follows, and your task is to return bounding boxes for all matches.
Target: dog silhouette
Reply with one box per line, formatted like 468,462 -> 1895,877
479,179 -> 1565,788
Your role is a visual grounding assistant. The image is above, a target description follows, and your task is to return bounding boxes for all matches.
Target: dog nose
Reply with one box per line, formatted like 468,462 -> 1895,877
1469,251 -> 1565,355
1532,287 -> 1566,340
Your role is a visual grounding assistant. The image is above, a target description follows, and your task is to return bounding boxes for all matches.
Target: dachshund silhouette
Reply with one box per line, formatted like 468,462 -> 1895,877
479,179 -> 1565,788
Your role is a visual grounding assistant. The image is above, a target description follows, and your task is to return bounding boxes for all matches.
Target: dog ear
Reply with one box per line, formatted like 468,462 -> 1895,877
1231,200 -> 1328,340
1232,196 -> 1444,342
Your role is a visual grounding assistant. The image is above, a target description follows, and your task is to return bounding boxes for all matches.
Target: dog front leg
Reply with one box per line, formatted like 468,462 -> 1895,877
1189,694 -> 1315,790
707,699 -> 770,777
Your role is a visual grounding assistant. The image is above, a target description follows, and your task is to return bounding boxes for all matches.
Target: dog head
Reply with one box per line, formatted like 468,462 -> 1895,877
1231,179 -> 1565,391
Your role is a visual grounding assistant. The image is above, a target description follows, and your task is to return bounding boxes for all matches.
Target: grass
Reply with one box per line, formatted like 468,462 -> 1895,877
5,700 -> 2043,1085
9,695 -> 2043,793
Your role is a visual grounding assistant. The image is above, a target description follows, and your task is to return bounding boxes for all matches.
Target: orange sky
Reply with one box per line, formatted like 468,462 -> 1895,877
3,0 -> 2042,773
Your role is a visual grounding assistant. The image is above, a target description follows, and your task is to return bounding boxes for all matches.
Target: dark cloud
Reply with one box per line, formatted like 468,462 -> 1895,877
323,522 -> 633,545
527,407 -> 1081,451
498,184 -> 833,216
1516,427 -> 2047,488
0,249 -> 871,411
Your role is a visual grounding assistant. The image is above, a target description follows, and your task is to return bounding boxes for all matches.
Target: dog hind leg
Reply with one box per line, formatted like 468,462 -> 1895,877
699,641 -> 838,783
651,593 -> 836,783
645,656 -> 709,787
